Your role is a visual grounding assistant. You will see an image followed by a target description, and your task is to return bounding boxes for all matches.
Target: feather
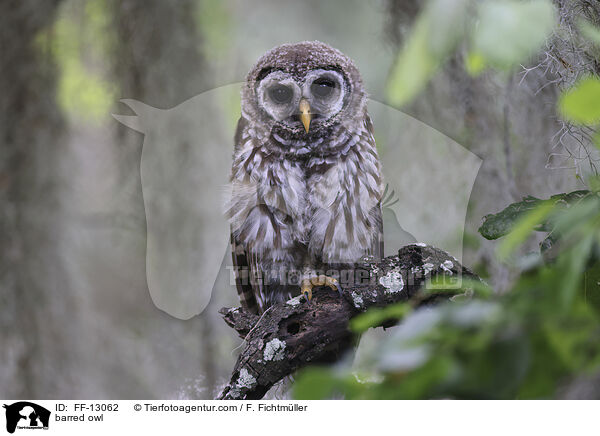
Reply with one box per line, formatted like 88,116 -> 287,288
229,42 -> 385,313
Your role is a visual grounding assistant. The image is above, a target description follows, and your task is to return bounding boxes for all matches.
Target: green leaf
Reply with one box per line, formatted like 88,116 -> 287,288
579,19 -> 600,45
497,201 -> 555,260
472,0 -> 556,70
465,51 -> 486,76
426,276 -> 494,298
386,14 -> 439,107
478,190 -> 591,240
556,236 -> 594,307
42,0 -> 117,122
478,196 -> 543,240
559,77 -> 600,125
588,175 -> 600,193
427,0 -> 470,57
551,194 -> 600,236
292,367 -> 338,400
388,356 -> 456,399
350,303 -> 412,333
583,261 -> 600,315
387,0 -> 469,106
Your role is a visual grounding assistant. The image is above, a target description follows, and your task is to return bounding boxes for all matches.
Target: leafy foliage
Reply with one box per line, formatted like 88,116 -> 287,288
387,0 -> 469,106
470,0 -> 555,71
350,303 -> 413,334
36,0 -> 117,122
559,76 -> 600,126
294,195 -> 600,399
579,19 -> 600,46
387,0 -> 556,106
477,190 -> 590,240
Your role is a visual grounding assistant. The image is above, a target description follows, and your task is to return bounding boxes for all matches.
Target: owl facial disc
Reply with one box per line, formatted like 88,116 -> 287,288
255,68 -> 348,134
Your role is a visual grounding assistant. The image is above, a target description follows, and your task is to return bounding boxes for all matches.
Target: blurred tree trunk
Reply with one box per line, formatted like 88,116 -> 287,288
110,0 -> 217,398
0,0 -> 65,397
385,0 -> 420,46
112,0 -> 210,109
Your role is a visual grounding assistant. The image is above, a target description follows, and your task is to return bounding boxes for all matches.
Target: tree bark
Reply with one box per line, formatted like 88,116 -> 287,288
217,244 -> 479,400
0,0 -> 65,398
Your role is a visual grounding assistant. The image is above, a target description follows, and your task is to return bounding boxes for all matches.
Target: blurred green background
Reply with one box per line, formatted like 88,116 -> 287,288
2,0 -> 600,399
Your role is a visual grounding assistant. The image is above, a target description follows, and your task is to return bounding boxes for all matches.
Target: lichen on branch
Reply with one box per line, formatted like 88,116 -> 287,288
217,244 -> 479,400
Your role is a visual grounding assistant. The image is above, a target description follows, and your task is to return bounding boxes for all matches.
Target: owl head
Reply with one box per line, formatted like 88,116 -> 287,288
241,41 -> 367,143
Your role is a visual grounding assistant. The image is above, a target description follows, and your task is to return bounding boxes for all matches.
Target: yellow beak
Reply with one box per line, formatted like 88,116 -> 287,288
299,98 -> 311,133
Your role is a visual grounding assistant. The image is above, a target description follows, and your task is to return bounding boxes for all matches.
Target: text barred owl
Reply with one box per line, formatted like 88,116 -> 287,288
227,41 -> 384,314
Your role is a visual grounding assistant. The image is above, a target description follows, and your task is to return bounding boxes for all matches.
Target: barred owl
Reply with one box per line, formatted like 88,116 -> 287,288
227,41 -> 384,314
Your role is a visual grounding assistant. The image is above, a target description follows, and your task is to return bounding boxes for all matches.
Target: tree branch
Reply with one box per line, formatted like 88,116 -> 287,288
216,244 -> 479,400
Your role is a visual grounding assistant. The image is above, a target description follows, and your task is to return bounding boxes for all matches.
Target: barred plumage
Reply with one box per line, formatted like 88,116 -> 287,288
227,41 -> 384,314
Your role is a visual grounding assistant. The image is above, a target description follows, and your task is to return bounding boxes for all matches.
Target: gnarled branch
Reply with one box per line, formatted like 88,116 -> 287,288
217,244 -> 479,400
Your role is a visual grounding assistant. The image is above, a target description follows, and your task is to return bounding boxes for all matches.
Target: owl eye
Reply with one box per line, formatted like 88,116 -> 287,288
268,85 -> 293,104
311,78 -> 336,98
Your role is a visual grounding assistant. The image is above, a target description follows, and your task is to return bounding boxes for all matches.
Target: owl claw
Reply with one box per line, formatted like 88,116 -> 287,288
300,275 -> 342,304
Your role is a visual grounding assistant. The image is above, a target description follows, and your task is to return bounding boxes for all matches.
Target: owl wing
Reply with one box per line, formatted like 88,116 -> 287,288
230,117 -> 265,315
230,230 -> 262,314
370,203 -> 385,261
365,114 -> 385,262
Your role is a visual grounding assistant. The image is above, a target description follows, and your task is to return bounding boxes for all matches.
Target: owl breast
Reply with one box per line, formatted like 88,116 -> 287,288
229,124 -> 382,270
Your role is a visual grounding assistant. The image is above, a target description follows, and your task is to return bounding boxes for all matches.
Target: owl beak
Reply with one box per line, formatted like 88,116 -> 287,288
299,98 -> 312,133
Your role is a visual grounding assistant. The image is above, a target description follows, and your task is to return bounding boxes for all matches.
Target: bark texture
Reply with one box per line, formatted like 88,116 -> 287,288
217,244 -> 479,400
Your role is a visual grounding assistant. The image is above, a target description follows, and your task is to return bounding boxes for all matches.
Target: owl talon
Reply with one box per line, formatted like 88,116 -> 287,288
301,275 -> 342,304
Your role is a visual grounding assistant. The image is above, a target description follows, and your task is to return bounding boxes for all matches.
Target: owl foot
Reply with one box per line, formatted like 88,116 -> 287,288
301,275 -> 343,303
